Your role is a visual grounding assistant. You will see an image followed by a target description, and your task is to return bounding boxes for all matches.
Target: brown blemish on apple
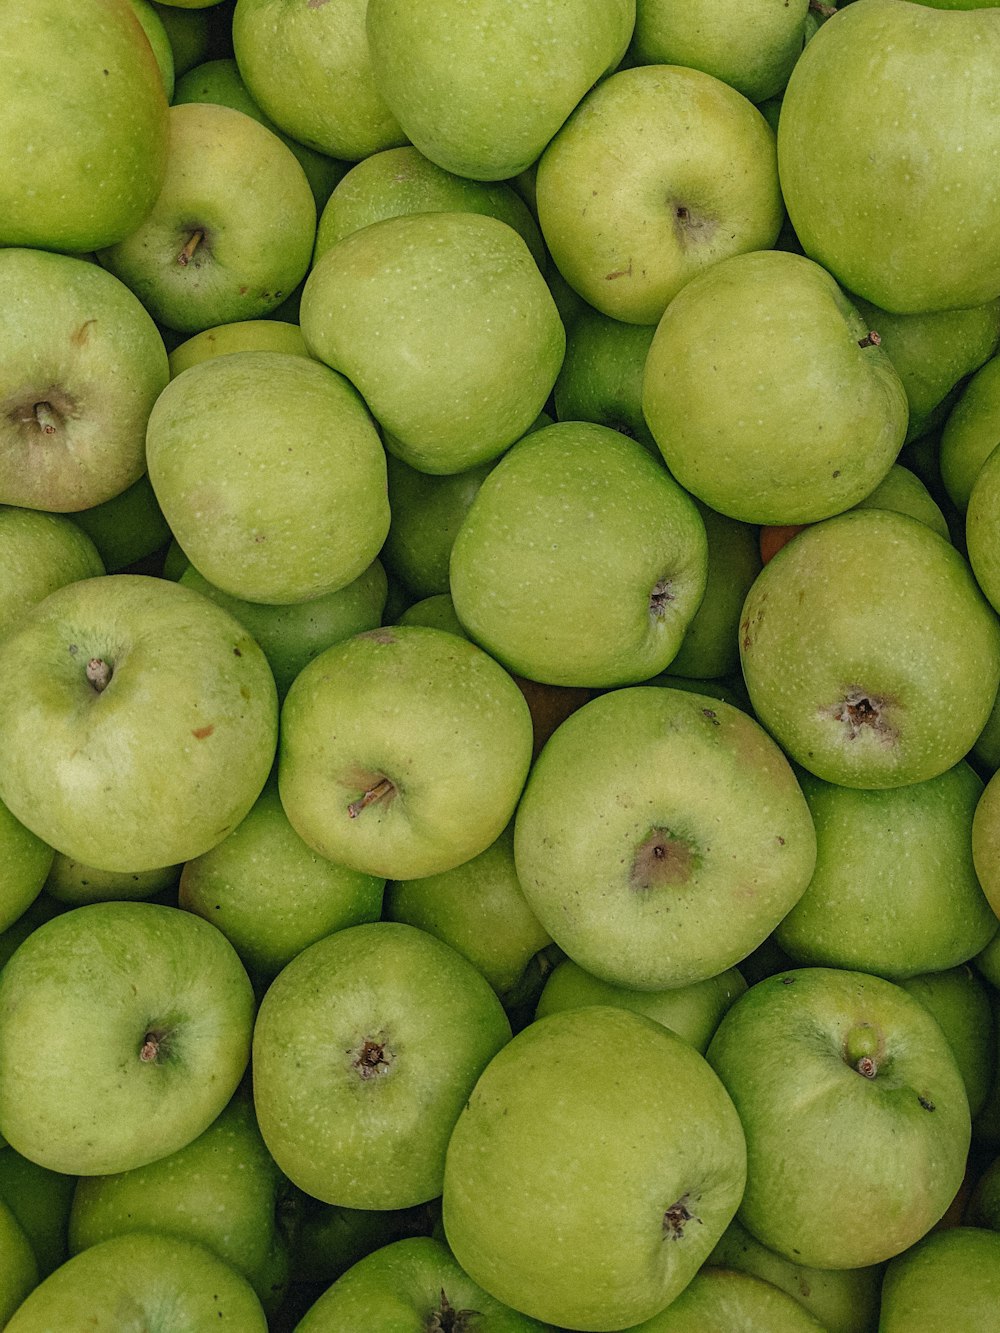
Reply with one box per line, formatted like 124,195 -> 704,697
71,319 -> 96,347
427,1289 -> 480,1332
829,690 -> 896,744
605,259 -> 633,280
360,628 -> 397,645
631,828 -> 695,891
663,1193 -> 700,1240
192,724 -> 214,740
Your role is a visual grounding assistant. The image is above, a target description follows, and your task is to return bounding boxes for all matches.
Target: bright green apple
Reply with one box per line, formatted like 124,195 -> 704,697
442,1005 -> 747,1331
43,854 -> 179,907
901,965 -> 997,1120
395,595 -> 467,639
642,249 -> 908,525
740,509 -> 1000,788
972,765 -> 1000,918
553,307 -> 658,450
0,574 -> 278,873
877,1227 -> 1000,1332
150,1 -> 211,75
366,0 -> 634,180
127,0 -> 175,97
167,319 -> 310,378
627,1266 -> 827,1332
853,462 -> 951,539
0,508 -> 104,639
147,351 -> 389,605
0,0 -> 169,252
536,64 -> 783,325
253,921 -> 512,1207
0,901 -> 255,1176
940,353 -> 1000,510
300,211 -> 564,474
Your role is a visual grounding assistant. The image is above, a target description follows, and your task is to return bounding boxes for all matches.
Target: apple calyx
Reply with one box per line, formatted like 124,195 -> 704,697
663,1193 -> 700,1241
138,1027 -> 169,1064
31,401 -> 61,435
671,202 -> 715,245
844,1022 -> 883,1078
85,657 -> 112,693
347,776 -> 395,820
177,229 -> 205,267
649,578 -> 675,619
351,1035 -> 394,1081
857,330 -> 882,349
829,690 -> 895,744
426,1289 -> 480,1333
631,827 -> 696,891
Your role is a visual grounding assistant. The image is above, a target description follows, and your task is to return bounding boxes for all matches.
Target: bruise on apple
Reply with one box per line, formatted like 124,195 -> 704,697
631,828 -> 697,891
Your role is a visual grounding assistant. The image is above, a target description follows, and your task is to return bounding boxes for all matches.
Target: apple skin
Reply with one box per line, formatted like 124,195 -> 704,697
777,0 -> 1000,313
127,0 -> 175,97
167,318 -> 311,378
535,63 -> 783,326
98,101 -> 316,334
0,509 -> 105,641
740,509 -> 1000,789
295,1235 -> 549,1332
972,765 -> 1000,920
0,901 -> 256,1177
366,0 -> 634,181
553,306 -> 658,450
0,1198 -> 38,1327
43,854 -> 179,908
852,462 -> 951,540
901,966 -> 997,1121
0,248 -> 169,514
278,625 -> 534,880
0,1148 -> 77,1279
72,475 -> 171,575
147,351 -> 390,606
940,353 -> 1000,512
300,211 -> 564,475
965,442 -> 1000,615
877,1227 -> 1000,1332
4,1232 -> 267,1332
706,967 -> 972,1270
0,574 -> 278,874
442,1005 -> 747,1331
513,685 -> 817,991
625,1266 -> 827,1332
449,422 -> 709,688
0,0 -> 168,252
252,921 -> 512,1208
641,249 -> 908,525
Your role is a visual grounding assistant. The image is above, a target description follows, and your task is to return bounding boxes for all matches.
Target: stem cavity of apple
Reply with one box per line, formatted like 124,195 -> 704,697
631,827 -> 696,892
662,1193 -> 700,1241
85,656 -> 112,693
858,330 -> 882,348
649,577 -> 675,619
829,690 -> 895,744
844,1022 -> 883,1078
32,401 -> 60,435
139,1029 -> 165,1064
177,229 -> 204,267
426,1289 -> 480,1333
347,776 -> 395,820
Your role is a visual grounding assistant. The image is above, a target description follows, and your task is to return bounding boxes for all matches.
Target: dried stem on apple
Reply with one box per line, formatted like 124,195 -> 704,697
139,1031 -> 162,1063
347,776 -> 394,819
858,330 -> 882,348
32,401 -> 60,435
177,229 -> 204,267
85,657 -> 112,693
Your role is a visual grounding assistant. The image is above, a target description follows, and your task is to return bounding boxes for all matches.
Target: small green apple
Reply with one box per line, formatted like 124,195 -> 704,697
877,1227 -> 1000,1332
0,509 -> 104,640
0,1149 -> 76,1280
72,475 -> 171,575
167,319 -> 310,378
0,1198 -> 38,1327
126,0 -> 175,97
901,966 -> 997,1121
43,854 -> 179,907
627,1266 -> 827,1331
553,307 -> 657,450
853,463 -> 951,540
940,353 -> 1000,511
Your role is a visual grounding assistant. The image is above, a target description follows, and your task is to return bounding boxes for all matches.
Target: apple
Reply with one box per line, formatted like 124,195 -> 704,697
553,307 -> 658,450
0,1149 -> 76,1280
971,765 -> 1000,919
4,1232 -> 266,1331
252,921 -> 512,1208
146,351 -> 390,606
777,0 -> 1000,312
168,319 -> 310,379
0,508 -> 104,638
775,762 -> 998,981
740,509 -> 1000,789
294,1235 -> 548,1332
877,1226 -> 1000,1332
966,1153 -> 1000,1231
149,1 -> 211,75
300,210 -> 564,475
853,462 -> 951,540
625,1266 -> 827,1331
291,1200 -> 436,1287
449,422 -> 709,687
940,352 -> 1000,511
0,1199 -> 38,1328
641,249 -> 908,525
0,0 -> 168,252
535,63 -> 783,325
0,247 -> 168,513
965,443 -> 1000,615
442,1004 -> 747,1331
127,0 -> 175,97
0,901 -> 255,1176
313,144 -> 546,269
900,965 -> 997,1121
278,625 -> 534,880
0,574 -> 278,873
71,474 -> 171,575
366,0 -> 635,181
513,685 -> 817,991
179,775 -> 384,982
395,594 -> 468,639
98,102 -> 316,334
43,854 -> 179,908
706,966 -> 971,1269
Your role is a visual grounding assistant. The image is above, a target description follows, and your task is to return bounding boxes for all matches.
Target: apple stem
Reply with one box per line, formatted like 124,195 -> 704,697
177,230 -> 204,267
347,777 -> 394,820
85,657 -> 112,693
858,330 -> 881,348
33,402 -> 60,435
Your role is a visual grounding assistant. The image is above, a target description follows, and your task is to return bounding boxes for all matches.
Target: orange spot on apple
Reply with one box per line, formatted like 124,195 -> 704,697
759,524 -> 807,565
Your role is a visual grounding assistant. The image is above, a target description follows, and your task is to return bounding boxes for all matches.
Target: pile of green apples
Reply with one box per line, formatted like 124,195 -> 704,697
4,0 -> 1000,1329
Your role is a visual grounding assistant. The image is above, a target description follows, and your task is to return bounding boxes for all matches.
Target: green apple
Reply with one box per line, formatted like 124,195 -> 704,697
395,593 -> 468,638
707,1217 -> 883,1333
0,1149 -> 75,1281
127,0 -> 175,97
174,58 -> 346,209
0,508 -> 104,638
972,765 -> 1000,918
72,475 -> 170,576
291,1201 -> 436,1286
313,144 -> 545,268
233,0 -> 405,162
901,965 -> 997,1121
642,249 -> 908,524
707,967 -> 971,1269
168,319 -> 310,378
535,64 -> 783,325
300,211 -> 564,475
383,823 -> 552,1002
853,462 -> 951,540
553,307 -> 658,450
627,1266 -> 827,1332
777,0 -> 1000,312
295,1235 -> 548,1332
740,509 -> 1000,788
965,443 -> 1000,614
442,1005 -> 747,1331
98,102 -> 316,334
0,0 -> 168,252
178,560 -> 387,699
44,854 -> 179,907
253,921 -> 511,1208
68,1093 -> 295,1309
535,958 -> 746,1055
966,1153 -> 1000,1231
0,248 -> 168,513
775,763 -> 998,980
278,626 -> 533,880
4,1232 -> 266,1331
629,0 -> 811,103
366,0 -> 634,180
0,896 -> 63,977
0,901 -> 255,1176
179,776 -> 383,981
450,423 -> 709,687
147,351 -> 389,605
150,1 -> 211,75
0,1198 -> 38,1327
0,574 -> 278,873
877,1227 -> 1000,1332
940,353 -> 1000,511
513,686 -> 816,990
